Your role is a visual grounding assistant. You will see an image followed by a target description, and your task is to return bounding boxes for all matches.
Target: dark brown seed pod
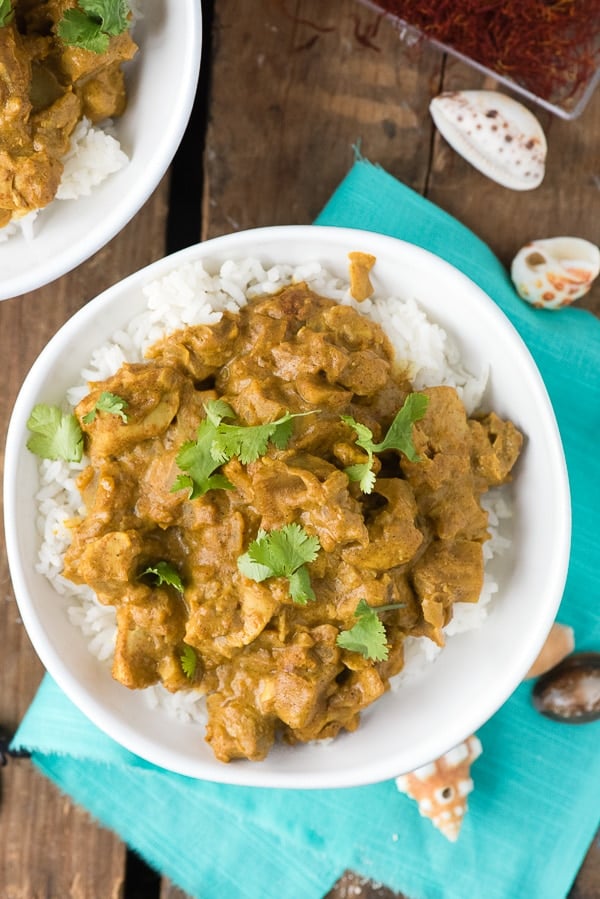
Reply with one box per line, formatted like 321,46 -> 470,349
532,653 -> 600,724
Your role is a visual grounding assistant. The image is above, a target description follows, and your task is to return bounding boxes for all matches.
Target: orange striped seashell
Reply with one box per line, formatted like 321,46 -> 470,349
511,237 -> 600,309
395,735 -> 482,841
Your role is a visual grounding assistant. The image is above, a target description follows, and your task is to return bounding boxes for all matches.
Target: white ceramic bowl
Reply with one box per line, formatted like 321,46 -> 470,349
4,226 -> 571,788
0,0 -> 202,302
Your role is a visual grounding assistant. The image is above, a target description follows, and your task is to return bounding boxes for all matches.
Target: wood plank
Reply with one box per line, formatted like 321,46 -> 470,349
570,837 -> 600,899
160,881 -> 190,899
206,0 -> 599,320
0,765 -> 126,899
0,177 -> 170,899
202,0 -> 442,240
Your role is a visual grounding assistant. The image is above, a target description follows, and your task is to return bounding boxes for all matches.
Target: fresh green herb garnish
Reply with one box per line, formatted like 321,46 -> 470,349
0,0 -> 14,27
342,392 -> 429,493
336,599 -> 405,661
340,418 -> 378,494
26,404 -> 83,462
171,401 -> 235,499
57,0 -> 131,54
139,561 -> 184,594
204,397 -> 236,428
210,402 -> 317,465
173,399 -> 315,499
82,391 -> 128,424
237,523 -> 321,605
180,644 -> 198,680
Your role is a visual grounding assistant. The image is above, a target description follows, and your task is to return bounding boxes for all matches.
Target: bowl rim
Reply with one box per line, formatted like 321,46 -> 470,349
0,0 -> 203,302
4,224 -> 572,787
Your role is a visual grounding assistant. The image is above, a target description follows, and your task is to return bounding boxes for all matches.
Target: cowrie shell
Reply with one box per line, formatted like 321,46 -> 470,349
511,237 -> 600,309
429,90 -> 547,190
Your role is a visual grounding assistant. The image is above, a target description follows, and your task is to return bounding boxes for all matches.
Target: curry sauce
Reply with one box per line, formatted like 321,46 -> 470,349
63,285 -> 523,762
0,0 -> 136,227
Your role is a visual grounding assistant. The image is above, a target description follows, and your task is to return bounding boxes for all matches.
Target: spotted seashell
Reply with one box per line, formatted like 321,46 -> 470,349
429,90 -> 546,190
395,735 -> 482,842
511,237 -> 600,309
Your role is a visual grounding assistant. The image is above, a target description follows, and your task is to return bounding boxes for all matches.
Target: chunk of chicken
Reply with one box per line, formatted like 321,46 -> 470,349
0,1 -> 136,225
63,285 -> 523,764
77,364 -> 187,459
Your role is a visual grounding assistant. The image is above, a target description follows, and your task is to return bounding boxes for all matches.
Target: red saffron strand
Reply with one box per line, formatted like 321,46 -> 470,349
368,0 -> 600,104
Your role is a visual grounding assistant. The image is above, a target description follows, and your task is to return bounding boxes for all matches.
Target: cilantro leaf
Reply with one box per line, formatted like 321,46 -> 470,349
204,398 -> 236,428
337,600 -> 388,661
343,459 -> 377,494
58,0 -> 130,54
82,391 -> 128,424
343,417 -> 374,449
340,415 -> 378,493
171,409 -> 234,499
336,599 -> 405,661
267,415 -> 295,450
288,566 -> 316,605
80,0 -> 130,35
180,644 -> 198,680
210,409 -> 317,465
26,404 -> 83,462
341,392 -> 429,493
237,523 -> 321,604
173,470 -> 233,499
58,9 -> 109,53
243,524 -> 320,577
235,531 -> 274,582
172,400 -> 316,499
374,392 -> 429,462
0,0 -> 14,27
139,561 -> 184,594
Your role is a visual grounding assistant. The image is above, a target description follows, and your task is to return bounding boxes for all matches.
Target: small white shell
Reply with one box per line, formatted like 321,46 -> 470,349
511,237 -> 600,309
429,90 -> 547,190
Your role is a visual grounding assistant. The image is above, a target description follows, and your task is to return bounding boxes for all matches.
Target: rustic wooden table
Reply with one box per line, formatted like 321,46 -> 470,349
1,2 -> 598,897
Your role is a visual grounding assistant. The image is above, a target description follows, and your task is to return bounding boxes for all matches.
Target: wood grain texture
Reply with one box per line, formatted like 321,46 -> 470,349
0,766 -> 125,899
204,0 -> 599,315
202,0 -> 441,239
160,881 -> 190,899
0,178 -> 170,899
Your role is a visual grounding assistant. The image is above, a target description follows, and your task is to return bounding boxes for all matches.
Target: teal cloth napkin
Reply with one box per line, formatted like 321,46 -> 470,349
13,160 -> 600,899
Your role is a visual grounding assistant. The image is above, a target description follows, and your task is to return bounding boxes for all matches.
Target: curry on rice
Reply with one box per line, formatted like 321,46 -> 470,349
0,0 -> 136,227
62,282 -> 523,763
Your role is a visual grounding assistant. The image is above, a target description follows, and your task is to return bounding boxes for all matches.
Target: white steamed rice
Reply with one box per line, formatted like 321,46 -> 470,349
0,118 -> 128,244
34,258 -> 513,725
55,117 -> 128,201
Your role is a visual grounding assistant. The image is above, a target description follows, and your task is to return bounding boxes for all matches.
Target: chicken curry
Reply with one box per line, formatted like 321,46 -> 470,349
0,0 -> 136,227
63,284 -> 523,762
